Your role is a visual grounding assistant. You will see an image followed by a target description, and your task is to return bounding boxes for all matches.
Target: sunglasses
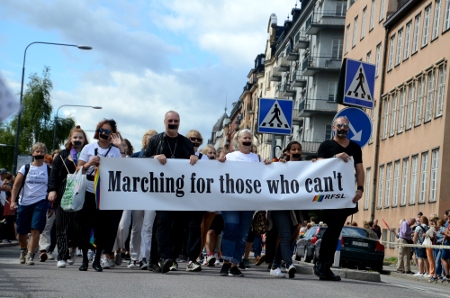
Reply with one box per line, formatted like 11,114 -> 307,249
99,128 -> 111,135
190,137 -> 202,142
336,123 -> 349,128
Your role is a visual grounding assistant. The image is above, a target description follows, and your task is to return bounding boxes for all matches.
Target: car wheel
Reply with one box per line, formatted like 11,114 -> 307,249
372,263 -> 383,273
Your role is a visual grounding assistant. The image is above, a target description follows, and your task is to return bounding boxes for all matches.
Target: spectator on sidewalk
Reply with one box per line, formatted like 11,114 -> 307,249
396,218 -> 415,274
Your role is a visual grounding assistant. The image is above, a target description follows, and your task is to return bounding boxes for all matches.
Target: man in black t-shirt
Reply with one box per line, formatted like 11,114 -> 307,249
314,116 -> 365,281
144,111 -> 203,274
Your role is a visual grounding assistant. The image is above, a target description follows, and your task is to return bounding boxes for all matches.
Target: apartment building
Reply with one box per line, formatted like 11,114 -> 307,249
345,0 -> 450,256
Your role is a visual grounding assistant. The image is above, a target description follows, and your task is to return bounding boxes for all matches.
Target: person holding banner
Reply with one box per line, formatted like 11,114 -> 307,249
314,116 -> 364,281
77,119 -> 126,272
47,126 -> 89,268
144,111 -> 201,274
219,129 -> 271,277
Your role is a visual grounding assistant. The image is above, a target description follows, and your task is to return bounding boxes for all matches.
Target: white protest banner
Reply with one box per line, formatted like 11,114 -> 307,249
98,158 -> 358,211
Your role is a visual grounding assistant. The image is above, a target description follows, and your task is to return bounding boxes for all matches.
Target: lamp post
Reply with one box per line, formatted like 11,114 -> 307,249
12,41 -> 92,174
52,104 -> 102,150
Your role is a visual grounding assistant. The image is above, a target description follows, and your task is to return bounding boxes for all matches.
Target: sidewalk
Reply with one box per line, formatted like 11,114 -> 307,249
382,263 -> 450,285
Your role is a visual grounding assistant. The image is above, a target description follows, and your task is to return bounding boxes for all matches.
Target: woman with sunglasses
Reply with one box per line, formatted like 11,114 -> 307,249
77,119 -> 125,272
267,141 -> 303,278
47,125 -> 89,268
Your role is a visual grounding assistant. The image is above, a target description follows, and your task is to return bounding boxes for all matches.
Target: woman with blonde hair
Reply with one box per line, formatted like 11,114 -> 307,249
10,143 -> 51,265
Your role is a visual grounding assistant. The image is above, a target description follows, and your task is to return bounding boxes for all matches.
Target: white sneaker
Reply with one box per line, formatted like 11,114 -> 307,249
87,250 -> 94,261
270,267 -> 286,278
413,272 -> 424,276
101,258 -> 112,269
423,274 -> 431,278
127,260 -> 138,268
57,260 -> 66,268
77,249 -> 82,256
47,252 -> 55,260
214,253 -> 220,265
68,248 -> 76,265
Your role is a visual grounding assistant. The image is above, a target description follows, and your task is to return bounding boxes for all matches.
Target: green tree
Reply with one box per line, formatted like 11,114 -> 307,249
0,67 -> 75,169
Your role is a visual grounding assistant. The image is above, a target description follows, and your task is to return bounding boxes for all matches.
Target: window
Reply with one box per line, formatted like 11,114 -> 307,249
332,39 -> 343,59
422,5 -> 431,47
382,97 -> 390,139
380,0 -> 385,22
401,158 -> 409,206
425,70 -> 435,122
445,0 -> 450,31
419,151 -> 429,203
393,160 -> 400,206
364,167 -> 371,210
353,16 -> 359,47
395,28 -> 403,66
361,8 -> 367,39
336,1 -> 347,16
378,165 -> 385,208
390,92 -> 398,136
433,0 -> 442,40
385,163 -> 392,207
398,88 -> 406,133
370,0 -> 376,30
404,21 -> 412,60
436,63 -> 446,116
415,76 -> 425,126
410,155 -> 418,204
328,81 -> 337,101
375,43 -> 381,77
366,51 -> 372,63
369,108 -> 375,143
406,81 -> 415,129
388,34 -> 395,70
345,24 -> 351,53
429,149 -> 440,202
325,124 -> 332,140
413,14 -> 421,54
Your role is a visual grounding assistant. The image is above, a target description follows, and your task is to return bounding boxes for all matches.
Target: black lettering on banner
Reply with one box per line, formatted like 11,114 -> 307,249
305,171 -> 344,193
132,176 -> 141,192
141,177 -> 149,192
122,176 -> 131,192
109,171 -> 122,191
190,173 -> 214,194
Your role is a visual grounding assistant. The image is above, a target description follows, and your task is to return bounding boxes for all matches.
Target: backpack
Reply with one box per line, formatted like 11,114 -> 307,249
417,225 -> 429,244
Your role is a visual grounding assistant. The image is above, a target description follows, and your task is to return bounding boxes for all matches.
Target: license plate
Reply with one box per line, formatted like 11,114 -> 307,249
352,241 -> 368,247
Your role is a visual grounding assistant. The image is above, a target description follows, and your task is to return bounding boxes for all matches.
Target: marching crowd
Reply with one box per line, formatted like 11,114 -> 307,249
0,111 -> 366,281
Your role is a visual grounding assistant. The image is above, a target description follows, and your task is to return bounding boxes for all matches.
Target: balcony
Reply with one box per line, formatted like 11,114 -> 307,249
277,56 -> 290,72
301,141 -> 322,155
292,71 -> 307,88
305,10 -> 346,35
269,68 -> 282,82
301,56 -> 341,76
294,31 -> 309,50
297,98 -> 338,117
281,82 -> 296,98
292,108 -> 303,125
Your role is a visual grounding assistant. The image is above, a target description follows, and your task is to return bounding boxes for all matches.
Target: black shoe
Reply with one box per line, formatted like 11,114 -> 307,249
92,261 -> 103,272
161,259 -> 172,274
79,262 -> 88,271
148,262 -> 161,273
238,261 -> 246,270
220,263 -> 231,276
229,266 -> 245,277
314,262 -> 340,281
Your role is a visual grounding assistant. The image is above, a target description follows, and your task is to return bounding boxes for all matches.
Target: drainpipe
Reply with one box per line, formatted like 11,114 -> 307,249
370,26 -> 390,222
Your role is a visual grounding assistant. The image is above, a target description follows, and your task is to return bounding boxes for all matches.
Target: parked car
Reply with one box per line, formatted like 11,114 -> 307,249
295,225 -> 384,272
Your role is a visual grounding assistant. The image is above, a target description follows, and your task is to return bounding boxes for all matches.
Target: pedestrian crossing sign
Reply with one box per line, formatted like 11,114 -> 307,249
258,98 -> 293,135
340,58 -> 375,109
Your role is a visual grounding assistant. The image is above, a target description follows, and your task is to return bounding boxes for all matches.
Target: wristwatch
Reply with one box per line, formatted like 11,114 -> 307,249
357,186 -> 364,192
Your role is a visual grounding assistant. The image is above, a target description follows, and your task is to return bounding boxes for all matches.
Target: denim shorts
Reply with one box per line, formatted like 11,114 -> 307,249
441,245 -> 450,259
16,199 -> 48,234
415,247 -> 427,259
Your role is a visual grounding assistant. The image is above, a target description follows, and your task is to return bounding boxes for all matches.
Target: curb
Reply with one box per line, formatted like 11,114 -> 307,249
293,261 -> 381,282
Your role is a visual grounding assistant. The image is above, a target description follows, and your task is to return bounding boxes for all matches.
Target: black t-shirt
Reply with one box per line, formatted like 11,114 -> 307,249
144,132 -> 194,159
317,139 -> 362,166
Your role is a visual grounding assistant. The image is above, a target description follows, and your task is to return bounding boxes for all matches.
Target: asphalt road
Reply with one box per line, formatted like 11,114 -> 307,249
1,244 -> 449,298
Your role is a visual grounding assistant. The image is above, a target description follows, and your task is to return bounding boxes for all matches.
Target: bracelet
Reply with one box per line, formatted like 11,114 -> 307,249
120,151 -> 125,154
357,186 -> 364,192
83,165 -> 89,171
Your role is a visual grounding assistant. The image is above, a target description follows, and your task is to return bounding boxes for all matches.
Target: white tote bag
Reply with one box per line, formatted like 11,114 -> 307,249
60,169 -> 87,212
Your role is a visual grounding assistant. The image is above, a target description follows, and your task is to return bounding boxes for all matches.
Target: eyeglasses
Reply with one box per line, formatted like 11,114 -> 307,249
335,123 -> 349,128
190,137 -> 202,142
99,128 -> 111,135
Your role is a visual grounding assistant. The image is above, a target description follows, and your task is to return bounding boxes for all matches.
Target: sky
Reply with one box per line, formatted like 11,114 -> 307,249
0,0 -> 298,152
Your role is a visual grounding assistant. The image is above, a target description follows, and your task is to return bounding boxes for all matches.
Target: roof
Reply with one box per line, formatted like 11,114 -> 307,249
212,112 -> 229,132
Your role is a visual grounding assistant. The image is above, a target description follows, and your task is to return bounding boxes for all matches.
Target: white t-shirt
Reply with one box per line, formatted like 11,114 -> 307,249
79,142 -> 122,193
226,151 -> 261,163
18,164 -> 49,206
195,151 -> 209,160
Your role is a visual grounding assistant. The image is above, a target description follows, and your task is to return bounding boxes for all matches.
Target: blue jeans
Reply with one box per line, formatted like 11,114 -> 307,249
434,248 -> 443,276
221,211 -> 253,264
271,210 -> 295,268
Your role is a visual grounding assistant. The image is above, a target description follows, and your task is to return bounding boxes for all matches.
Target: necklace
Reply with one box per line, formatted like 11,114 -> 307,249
166,136 -> 178,158
97,141 -> 110,149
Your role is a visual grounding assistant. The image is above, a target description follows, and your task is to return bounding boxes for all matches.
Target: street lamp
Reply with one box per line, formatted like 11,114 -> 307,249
52,104 -> 102,150
12,41 -> 92,174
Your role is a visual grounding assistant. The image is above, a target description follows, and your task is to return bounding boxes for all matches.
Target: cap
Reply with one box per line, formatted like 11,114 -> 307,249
417,211 -> 423,216
0,168 -> 7,175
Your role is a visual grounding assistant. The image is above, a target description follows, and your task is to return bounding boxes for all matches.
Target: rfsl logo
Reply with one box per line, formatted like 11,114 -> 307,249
312,193 -> 346,202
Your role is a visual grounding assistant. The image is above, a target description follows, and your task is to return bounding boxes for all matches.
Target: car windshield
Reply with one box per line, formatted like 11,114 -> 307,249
342,227 -> 378,239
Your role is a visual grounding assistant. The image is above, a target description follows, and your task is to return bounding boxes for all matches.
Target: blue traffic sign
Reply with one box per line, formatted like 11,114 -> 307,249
343,59 -> 375,109
258,98 -> 293,135
333,107 -> 372,148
